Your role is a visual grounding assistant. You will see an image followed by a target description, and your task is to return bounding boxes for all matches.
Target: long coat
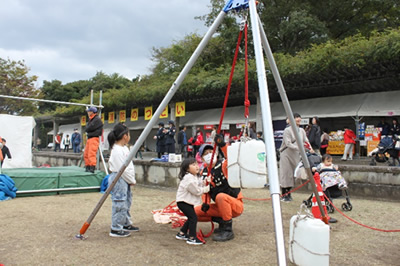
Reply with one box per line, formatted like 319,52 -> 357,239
279,126 -> 309,188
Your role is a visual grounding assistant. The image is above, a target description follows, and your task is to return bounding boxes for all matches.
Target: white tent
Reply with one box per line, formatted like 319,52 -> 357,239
0,114 -> 36,168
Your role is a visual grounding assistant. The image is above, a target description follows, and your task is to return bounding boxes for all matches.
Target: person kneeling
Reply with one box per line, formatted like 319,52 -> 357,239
194,135 -> 244,242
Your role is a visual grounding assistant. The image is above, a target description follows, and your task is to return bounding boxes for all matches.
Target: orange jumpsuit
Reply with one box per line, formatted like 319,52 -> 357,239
84,114 -> 103,167
195,145 -> 244,221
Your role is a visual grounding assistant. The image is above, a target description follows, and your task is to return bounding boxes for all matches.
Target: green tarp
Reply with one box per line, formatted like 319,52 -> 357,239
2,166 -> 106,196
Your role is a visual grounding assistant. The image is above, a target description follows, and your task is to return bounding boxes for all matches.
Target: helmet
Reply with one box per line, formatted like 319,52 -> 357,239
87,106 -> 98,113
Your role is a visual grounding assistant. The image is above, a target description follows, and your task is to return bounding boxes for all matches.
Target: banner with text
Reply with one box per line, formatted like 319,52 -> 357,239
160,106 -> 168,119
81,116 -> 86,126
108,112 -> 115,124
119,110 -> 126,122
175,101 -> 185,117
145,106 -> 153,120
130,108 -> 138,121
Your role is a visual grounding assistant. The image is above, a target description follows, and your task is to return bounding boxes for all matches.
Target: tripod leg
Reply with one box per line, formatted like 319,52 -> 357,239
76,10 -> 227,238
248,1 -> 286,264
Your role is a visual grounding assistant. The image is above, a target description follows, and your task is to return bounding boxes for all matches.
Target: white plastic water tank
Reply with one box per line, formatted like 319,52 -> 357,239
289,215 -> 330,266
227,139 -> 267,188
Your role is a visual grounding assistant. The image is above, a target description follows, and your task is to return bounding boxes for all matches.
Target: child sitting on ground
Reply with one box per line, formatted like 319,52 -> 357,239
107,123 -> 139,238
176,158 -> 210,245
313,154 -> 347,191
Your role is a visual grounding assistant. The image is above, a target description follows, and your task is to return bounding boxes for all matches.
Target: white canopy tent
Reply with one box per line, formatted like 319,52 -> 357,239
0,114 -> 36,168
357,90 -> 400,117
270,90 -> 400,120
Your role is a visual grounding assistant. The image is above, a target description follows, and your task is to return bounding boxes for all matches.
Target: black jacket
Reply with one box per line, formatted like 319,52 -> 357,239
165,126 -> 176,145
202,160 -> 240,202
1,146 -> 11,159
156,127 -> 166,146
85,115 -> 103,138
308,124 -> 321,149
177,130 -> 184,144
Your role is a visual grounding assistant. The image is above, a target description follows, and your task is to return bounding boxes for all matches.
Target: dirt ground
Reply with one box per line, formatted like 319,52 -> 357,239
1,185 -> 400,266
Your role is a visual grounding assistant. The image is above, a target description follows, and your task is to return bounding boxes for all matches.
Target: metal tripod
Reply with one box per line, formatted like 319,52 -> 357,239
77,1 -> 328,265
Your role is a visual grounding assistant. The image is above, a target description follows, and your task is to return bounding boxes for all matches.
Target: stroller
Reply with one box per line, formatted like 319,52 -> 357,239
297,153 -> 353,212
369,135 -> 400,166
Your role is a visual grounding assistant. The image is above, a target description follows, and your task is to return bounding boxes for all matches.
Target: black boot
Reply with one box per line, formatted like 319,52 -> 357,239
89,166 -> 95,173
85,166 -> 89,172
287,187 -> 293,201
212,219 -> 234,242
212,217 -> 224,234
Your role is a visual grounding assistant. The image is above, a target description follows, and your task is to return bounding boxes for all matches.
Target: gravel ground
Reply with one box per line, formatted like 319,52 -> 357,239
1,185 -> 399,265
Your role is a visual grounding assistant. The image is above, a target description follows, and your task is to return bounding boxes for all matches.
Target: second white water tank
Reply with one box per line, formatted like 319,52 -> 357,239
227,139 -> 267,188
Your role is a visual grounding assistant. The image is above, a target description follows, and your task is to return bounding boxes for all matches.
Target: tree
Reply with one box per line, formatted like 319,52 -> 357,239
38,71 -> 133,113
0,58 -> 39,115
258,0 -> 400,54
39,79 -> 91,112
200,0 -> 400,55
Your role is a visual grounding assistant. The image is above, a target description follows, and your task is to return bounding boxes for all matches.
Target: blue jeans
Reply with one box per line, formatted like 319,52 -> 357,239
108,173 -> 133,231
73,143 -> 80,153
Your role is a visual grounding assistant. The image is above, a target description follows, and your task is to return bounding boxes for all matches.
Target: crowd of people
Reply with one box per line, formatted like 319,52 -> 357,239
155,121 -> 264,161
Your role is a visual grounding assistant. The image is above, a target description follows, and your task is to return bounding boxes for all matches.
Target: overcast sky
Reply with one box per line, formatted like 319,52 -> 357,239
0,0 -> 210,86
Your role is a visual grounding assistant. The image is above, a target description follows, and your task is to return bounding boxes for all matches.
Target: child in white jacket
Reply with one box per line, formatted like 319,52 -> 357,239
107,123 -> 138,238
176,158 -> 210,245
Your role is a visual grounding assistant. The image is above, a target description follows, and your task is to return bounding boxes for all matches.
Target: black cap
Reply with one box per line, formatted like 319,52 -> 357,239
158,122 -> 164,126
198,144 -> 214,157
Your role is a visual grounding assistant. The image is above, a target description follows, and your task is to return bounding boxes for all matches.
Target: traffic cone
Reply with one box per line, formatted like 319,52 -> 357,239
311,172 -> 330,224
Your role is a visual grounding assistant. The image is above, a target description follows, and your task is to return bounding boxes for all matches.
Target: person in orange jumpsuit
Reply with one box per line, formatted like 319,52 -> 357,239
84,107 -> 103,173
194,134 -> 244,242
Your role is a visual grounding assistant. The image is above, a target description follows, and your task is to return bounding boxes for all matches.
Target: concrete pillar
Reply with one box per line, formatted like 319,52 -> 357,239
53,119 -> 59,142
169,102 -> 177,145
256,96 -> 263,132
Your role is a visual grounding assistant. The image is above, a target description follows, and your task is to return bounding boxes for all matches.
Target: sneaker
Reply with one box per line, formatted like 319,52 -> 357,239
341,158 -> 347,161
176,232 -> 188,240
186,237 -> 204,245
123,225 -> 140,232
109,229 -> 131,238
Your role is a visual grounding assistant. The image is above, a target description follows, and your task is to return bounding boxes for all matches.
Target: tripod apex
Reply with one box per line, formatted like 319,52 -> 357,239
223,0 -> 249,13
